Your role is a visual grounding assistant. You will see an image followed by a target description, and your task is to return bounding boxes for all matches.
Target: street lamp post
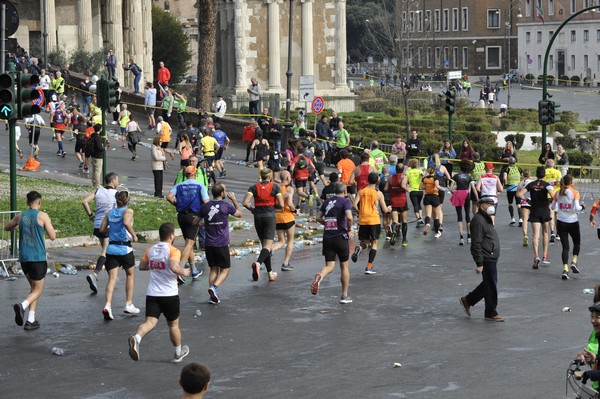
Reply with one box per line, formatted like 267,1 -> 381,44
506,1 -> 522,110
282,0 -> 295,151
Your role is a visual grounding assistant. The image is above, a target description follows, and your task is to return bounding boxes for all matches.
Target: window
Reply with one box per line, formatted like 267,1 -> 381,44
410,48 -> 415,66
452,8 -> 459,31
570,0 -> 576,14
571,54 -> 575,69
453,47 -> 459,68
444,47 -> 450,68
549,31 -> 554,41
526,0 -> 531,17
584,30 -> 589,43
426,47 -> 431,68
549,54 -> 554,70
443,9 -> 449,31
486,46 -> 501,69
462,8 -> 468,31
549,0 -> 554,15
537,31 -> 542,43
487,9 -> 500,28
538,55 -> 542,69
584,0 -> 590,10
425,10 -> 431,31
462,47 -> 468,69
434,10 -> 440,31
417,11 -> 423,31
526,32 -> 531,44
418,48 -> 423,67
435,47 -> 441,67
409,12 -> 414,32
571,30 -> 576,43
402,12 -> 407,32
597,55 -> 600,72
584,54 -> 589,69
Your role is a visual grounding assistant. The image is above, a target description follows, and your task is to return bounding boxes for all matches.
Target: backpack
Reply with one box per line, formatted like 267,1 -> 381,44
243,125 -> 256,143
296,155 -> 308,170
294,155 -> 309,181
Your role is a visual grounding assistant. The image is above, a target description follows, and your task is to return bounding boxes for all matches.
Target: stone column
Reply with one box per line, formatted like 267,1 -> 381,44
77,0 -> 93,52
141,0 -> 153,83
106,0 -> 125,83
91,0 -> 103,52
42,0 -> 57,50
219,2 -> 228,88
226,2 -> 236,90
334,0 -> 348,88
267,0 -> 283,90
301,0 -> 314,76
128,0 -> 144,88
233,0 -> 248,91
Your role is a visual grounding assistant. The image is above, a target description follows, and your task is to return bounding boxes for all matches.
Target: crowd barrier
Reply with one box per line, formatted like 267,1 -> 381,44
0,211 -> 19,280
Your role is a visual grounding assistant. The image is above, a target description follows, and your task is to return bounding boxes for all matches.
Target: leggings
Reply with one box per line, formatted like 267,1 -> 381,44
556,220 -> 580,265
410,191 -> 423,213
455,197 -> 471,223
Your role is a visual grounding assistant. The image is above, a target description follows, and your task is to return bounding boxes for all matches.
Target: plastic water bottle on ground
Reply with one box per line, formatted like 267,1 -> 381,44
59,264 -> 77,275
52,347 -> 64,356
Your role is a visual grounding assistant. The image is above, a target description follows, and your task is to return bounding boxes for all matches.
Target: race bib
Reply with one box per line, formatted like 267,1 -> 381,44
149,260 -> 166,270
324,217 -> 338,231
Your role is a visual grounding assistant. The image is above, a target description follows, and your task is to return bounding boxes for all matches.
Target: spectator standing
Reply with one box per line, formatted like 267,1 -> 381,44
105,49 -> 117,79
79,77 -> 93,116
556,144 -> 569,177
539,143 -> 555,164
145,82 -> 157,129
268,116 -> 282,152
316,115 -> 333,153
247,77 -> 261,116
157,61 -> 171,86
391,136 -> 407,163
151,136 -> 167,197
213,95 -> 226,122
459,139 -> 474,160
256,107 -> 271,136
123,59 -> 142,94
406,130 -> 421,161
439,140 -> 457,175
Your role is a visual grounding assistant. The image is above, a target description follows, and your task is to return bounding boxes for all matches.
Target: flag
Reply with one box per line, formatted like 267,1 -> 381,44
536,2 -> 545,23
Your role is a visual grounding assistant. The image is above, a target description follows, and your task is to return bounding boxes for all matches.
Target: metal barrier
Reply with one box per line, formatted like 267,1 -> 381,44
0,211 -> 19,280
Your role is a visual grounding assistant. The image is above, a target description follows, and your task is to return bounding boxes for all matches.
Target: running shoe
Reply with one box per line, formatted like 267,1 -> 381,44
467,235 -> 471,244
459,297 -> 471,317
364,265 -> 376,275
173,345 -> 190,363
223,169 -> 227,177
416,218 -> 424,227
542,257 -> 550,265
339,295 -> 353,304
33,147 -> 39,157
485,315 -> 505,322
268,271 -> 278,281
102,307 -> 114,320
459,238 -> 465,246
518,218 -> 523,227
177,275 -> 186,285
24,320 -> 40,331
532,257 -> 540,269
522,236 -> 529,247
389,229 -> 397,246
86,274 -> 98,294
562,269 -> 570,280
78,161 -> 84,169
510,218 -> 516,225
351,245 -> 361,263
128,335 -> 140,361
571,262 -> 580,274
434,231 -> 442,239
83,167 -> 89,174
549,233 -> 556,244
252,262 -> 260,281
192,267 -> 203,279
281,263 -> 294,271
56,150 -> 61,155
423,224 -> 430,236
61,151 -> 66,158
401,240 -> 408,247
13,303 -> 24,326
308,194 -> 314,207
310,273 -> 322,295
124,303 -> 140,314
208,285 -> 220,304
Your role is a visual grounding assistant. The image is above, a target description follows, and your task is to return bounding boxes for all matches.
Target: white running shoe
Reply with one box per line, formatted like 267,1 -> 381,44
124,303 -> 140,314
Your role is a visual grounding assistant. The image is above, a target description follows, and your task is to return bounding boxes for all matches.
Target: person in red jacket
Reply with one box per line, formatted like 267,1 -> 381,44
157,61 -> 171,86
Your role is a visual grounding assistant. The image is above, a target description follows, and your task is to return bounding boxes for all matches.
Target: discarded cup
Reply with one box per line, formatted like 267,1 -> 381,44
583,289 -> 595,294
393,363 -> 402,368
52,347 -> 64,356
562,307 -> 571,312
195,309 -> 202,317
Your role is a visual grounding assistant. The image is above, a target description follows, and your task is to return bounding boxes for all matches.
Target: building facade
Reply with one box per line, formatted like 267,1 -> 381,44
13,0 -> 154,90
517,0 -> 600,85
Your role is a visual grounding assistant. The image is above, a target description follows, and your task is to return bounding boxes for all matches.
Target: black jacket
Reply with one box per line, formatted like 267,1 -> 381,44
470,211 -> 500,264
90,133 -> 105,159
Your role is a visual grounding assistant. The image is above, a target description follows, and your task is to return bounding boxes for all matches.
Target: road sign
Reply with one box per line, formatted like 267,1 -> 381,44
299,75 -> 314,103
0,1 -> 19,37
0,104 -> 12,118
311,96 -> 324,114
448,70 -> 462,80
33,88 -> 44,106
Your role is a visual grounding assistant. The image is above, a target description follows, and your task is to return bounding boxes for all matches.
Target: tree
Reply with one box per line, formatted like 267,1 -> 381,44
152,6 -> 192,88
195,0 -> 219,112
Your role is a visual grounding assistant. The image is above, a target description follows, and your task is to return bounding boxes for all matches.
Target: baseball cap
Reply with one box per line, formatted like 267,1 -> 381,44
478,196 -> 495,204
184,166 -> 197,176
485,162 -> 494,170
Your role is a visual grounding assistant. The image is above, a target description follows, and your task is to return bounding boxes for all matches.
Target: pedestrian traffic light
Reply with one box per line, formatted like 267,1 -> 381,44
0,73 -> 15,120
107,78 -> 120,108
16,73 -> 41,118
548,100 -> 561,124
444,89 -> 456,115
538,100 -> 550,125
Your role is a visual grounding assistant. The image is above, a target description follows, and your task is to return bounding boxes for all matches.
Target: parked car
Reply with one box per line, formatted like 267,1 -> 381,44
502,69 -> 519,83
185,75 -> 198,83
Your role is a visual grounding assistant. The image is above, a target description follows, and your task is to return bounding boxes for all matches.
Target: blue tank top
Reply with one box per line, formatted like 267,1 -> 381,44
212,130 -> 227,147
106,207 -> 132,255
19,209 -> 47,262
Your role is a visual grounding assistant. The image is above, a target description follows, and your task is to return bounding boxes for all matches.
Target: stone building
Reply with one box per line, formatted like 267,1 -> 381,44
11,0 -> 154,91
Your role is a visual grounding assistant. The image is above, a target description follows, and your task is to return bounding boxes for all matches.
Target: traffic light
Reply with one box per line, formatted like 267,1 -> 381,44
96,78 -> 107,108
0,73 -> 15,120
538,100 -> 550,125
16,73 -> 41,118
107,78 -> 120,108
548,100 -> 561,124
444,89 -> 456,115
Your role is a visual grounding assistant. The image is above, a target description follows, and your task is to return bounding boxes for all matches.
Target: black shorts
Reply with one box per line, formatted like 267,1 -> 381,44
347,185 -> 356,195
75,142 -> 86,153
216,147 -> 224,160
358,224 -> 381,241
392,206 -> 409,213
294,179 -> 307,188
146,108 -> 155,116
21,261 -> 48,281
105,252 -> 136,271
470,190 -> 481,202
529,206 -> 551,223
205,245 -> 231,269
276,220 -> 295,230
423,194 -> 440,207
178,211 -> 199,240
267,162 -> 281,172
255,216 -> 276,240
322,235 -> 350,262
204,156 -> 215,167
93,227 -> 109,239
145,295 -> 180,322
315,162 -> 325,177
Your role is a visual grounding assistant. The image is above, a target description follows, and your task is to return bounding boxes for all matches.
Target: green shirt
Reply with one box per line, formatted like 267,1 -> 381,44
406,168 -> 423,191
470,161 -> 485,183
175,168 -> 208,187
370,149 -> 387,173
336,129 -> 349,148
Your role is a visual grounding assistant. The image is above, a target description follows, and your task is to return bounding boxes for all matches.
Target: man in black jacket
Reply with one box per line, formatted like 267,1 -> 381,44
406,130 -> 421,160
459,196 -> 505,322
90,124 -> 107,188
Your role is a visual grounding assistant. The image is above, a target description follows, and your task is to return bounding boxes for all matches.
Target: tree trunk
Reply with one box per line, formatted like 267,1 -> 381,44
196,0 -> 219,112
403,92 -> 411,141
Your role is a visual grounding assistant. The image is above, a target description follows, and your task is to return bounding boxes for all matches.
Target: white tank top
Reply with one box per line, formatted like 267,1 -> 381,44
479,174 -> 498,203
94,187 -> 117,228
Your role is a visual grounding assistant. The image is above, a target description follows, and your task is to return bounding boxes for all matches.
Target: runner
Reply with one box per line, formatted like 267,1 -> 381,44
74,114 -> 89,169
369,141 -> 388,173
250,131 -> 269,171
590,198 -> 600,240
449,159 -> 476,245
126,114 -> 142,161
379,165 -> 392,239
501,157 -> 522,225
289,145 -> 315,207
273,171 -> 297,271
386,160 -> 410,246
433,154 -> 452,231
517,166 -> 554,269
118,104 -> 131,148
52,101 -> 69,157
336,149 -> 357,200
351,172 -> 389,274
24,113 -> 45,160
82,172 -> 119,294
200,129 -> 220,173
310,182 -> 354,304
212,124 -> 230,177
469,152 -> 486,220
551,174 -> 584,280
475,163 -> 503,224
349,152 -> 377,193
517,169 -> 533,246
166,166 -> 210,280
320,172 -> 339,201
127,222 -> 191,363
406,159 -> 424,227
420,167 -> 443,237
544,159 -> 562,244
199,183 -> 242,304
242,168 -> 284,282
5,191 -> 56,330
99,190 -> 139,320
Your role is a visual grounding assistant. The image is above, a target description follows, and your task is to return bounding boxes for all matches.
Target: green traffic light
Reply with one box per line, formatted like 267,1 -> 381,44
0,73 -> 15,120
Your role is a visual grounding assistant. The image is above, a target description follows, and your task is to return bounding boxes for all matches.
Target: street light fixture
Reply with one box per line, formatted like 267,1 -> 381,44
506,0 -> 522,109
282,0 -> 295,149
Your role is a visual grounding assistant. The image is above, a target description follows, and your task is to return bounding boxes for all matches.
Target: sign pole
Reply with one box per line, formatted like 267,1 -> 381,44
1,3 -> 5,74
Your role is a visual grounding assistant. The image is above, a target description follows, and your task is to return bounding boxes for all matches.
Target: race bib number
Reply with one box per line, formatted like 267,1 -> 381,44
324,217 -> 338,231
149,260 -> 166,270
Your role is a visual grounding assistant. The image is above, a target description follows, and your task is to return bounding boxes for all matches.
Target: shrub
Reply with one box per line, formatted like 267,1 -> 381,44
548,75 -> 555,85
408,99 -> 433,113
559,111 -> 578,124
571,75 -> 580,87
589,118 -> 600,126
385,107 -> 402,117
500,118 -> 511,131
505,133 -> 525,150
525,73 -> 535,83
531,136 -> 542,149
70,48 -> 106,76
553,122 -> 575,135
359,99 -> 388,112
47,49 -> 68,70
555,136 -> 577,150
567,149 -> 592,166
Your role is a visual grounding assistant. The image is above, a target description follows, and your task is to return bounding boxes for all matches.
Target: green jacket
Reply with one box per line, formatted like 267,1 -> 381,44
175,168 -> 208,187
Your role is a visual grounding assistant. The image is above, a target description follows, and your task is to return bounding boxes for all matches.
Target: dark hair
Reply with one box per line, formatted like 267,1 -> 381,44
361,152 -> 370,161
214,123 -> 221,130
340,149 -> 349,159
180,362 -> 211,394
104,172 -> 118,186
368,172 -> 379,184
115,191 -> 129,207
26,191 -> 42,206
459,159 -> 471,173
159,222 -> 175,241
594,284 -> 600,303
559,174 -> 573,196
211,183 -> 225,198
94,124 -> 102,133
536,165 -> 546,179
426,148 -> 434,156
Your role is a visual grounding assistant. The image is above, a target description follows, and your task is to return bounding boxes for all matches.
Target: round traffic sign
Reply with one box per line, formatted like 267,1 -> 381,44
33,88 -> 44,106
0,1 -> 20,37
311,96 -> 324,114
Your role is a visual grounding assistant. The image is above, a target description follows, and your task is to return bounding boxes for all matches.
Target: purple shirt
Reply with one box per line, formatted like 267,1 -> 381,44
200,200 -> 236,247
319,196 -> 352,239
